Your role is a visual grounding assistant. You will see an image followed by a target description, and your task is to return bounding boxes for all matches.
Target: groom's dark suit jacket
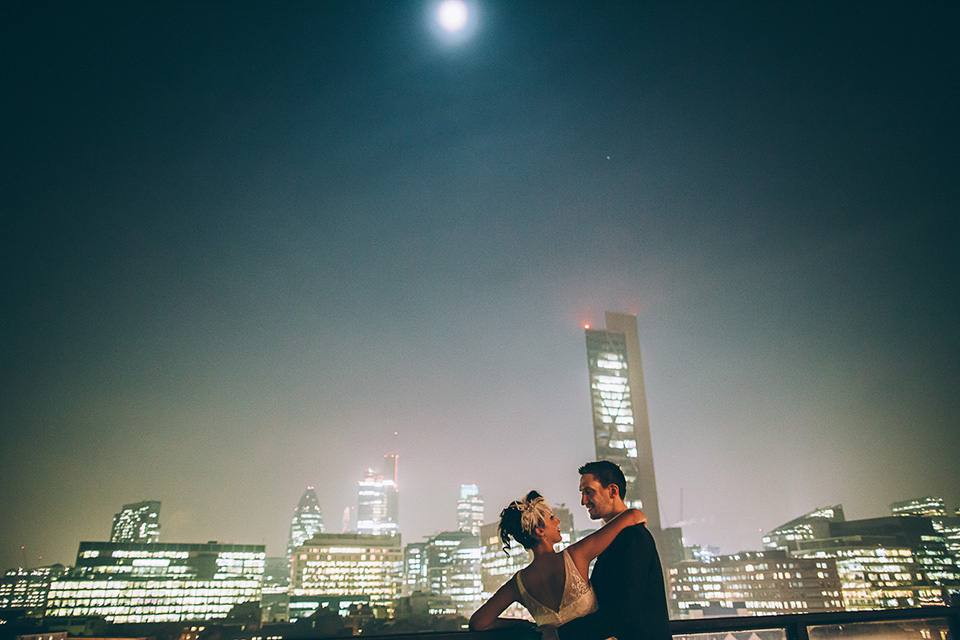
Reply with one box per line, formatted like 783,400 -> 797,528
557,523 -> 671,640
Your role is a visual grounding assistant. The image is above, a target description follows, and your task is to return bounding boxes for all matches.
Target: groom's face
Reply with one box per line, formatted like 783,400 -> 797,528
579,473 -> 616,521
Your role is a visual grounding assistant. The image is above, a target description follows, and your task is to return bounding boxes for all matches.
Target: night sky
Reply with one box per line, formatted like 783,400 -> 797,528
3,1 -> 958,572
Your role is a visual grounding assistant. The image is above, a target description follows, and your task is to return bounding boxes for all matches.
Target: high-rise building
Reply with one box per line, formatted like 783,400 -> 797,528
424,530 -> 482,616
402,541 -> 429,596
584,312 -> 661,530
357,454 -> 399,536
45,541 -> 264,623
288,486 -> 325,559
110,500 -> 161,543
457,484 -> 484,536
288,532 -> 403,620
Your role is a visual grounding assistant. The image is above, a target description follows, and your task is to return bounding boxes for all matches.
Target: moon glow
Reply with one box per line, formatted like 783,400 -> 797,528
437,0 -> 469,32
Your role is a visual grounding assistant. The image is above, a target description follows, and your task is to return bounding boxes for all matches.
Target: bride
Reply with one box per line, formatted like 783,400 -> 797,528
469,490 -> 645,634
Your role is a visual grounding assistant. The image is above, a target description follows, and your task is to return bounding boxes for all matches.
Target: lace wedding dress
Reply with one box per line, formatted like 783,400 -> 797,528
516,549 -> 599,628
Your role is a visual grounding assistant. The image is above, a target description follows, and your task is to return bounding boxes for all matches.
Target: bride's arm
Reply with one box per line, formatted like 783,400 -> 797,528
566,508 -> 645,569
469,574 -> 531,630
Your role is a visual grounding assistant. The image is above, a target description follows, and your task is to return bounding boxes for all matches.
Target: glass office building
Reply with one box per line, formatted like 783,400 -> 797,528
0,565 -> 65,617
424,530 -> 482,616
45,541 -> 264,623
402,541 -> 428,596
287,487 -> 325,559
669,550 -> 844,616
356,454 -> 399,536
289,532 -> 402,620
457,484 -> 484,536
766,511 -> 960,609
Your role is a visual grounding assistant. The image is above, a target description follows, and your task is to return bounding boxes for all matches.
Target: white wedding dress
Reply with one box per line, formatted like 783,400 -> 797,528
516,549 -> 599,628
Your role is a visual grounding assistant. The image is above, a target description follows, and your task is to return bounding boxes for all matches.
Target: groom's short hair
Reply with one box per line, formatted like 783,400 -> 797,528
578,460 -> 626,498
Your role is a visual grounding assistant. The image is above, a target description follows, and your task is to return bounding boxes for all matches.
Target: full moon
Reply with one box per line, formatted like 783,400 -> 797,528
437,0 -> 468,32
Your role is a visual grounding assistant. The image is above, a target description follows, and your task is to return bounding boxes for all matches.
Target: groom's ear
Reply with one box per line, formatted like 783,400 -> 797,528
608,483 -> 620,499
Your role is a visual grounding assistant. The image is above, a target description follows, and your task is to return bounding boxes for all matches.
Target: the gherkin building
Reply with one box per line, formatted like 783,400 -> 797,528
287,487 -> 325,559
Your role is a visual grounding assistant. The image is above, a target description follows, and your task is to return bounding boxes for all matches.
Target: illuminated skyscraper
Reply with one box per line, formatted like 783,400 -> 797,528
287,486 -> 325,559
457,484 -> 484,536
357,454 -> 399,536
424,530 -> 482,616
585,312 -> 661,529
110,500 -> 161,543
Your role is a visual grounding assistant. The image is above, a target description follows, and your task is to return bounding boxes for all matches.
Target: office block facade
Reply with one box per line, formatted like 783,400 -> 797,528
890,496 -> 948,518
45,541 -> 264,623
767,509 -> 960,609
424,530 -> 482,617
0,565 -> 65,617
762,505 -> 846,551
890,496 -> 960,557
402,541 -> 428,597
289,532 -> 402,620
669,550 -> 843,617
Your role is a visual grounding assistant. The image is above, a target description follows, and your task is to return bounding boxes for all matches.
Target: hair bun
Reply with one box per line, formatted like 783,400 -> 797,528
497,490 -> 549,554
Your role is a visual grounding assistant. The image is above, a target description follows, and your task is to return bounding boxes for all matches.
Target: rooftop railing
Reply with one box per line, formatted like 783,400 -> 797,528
349,606 -> 959,640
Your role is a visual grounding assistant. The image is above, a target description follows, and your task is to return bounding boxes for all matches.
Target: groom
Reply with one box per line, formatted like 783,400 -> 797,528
556,460 -> 671,640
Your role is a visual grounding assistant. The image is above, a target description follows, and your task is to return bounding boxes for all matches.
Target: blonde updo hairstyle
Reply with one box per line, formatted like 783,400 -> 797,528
498,490 -> 552,554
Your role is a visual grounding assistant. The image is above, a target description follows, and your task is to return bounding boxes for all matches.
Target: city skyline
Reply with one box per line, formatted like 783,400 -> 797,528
2,1 -> 958,573
6,473 -> 959,573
